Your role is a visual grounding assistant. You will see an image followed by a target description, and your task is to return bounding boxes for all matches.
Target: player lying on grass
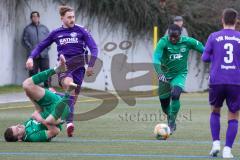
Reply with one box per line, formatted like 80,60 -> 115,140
4,55 -> 77,142
153,24 -> 204,134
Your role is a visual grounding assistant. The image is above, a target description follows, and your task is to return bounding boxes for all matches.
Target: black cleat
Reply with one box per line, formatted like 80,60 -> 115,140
168,122 -> 176,135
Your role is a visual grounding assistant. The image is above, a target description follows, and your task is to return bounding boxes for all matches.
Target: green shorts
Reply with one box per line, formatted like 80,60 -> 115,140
35,89 -> 69,121
158,74 -> 186,99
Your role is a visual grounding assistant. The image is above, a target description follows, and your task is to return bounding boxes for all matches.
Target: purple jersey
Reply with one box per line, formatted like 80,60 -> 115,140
29,24 -> 98,67
202,29 -> 240,85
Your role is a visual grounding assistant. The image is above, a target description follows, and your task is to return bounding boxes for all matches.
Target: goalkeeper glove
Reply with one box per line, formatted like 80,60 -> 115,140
158,74 -> 168,83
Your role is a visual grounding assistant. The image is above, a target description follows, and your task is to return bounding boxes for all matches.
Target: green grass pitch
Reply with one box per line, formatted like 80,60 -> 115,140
0,93 -> 239,160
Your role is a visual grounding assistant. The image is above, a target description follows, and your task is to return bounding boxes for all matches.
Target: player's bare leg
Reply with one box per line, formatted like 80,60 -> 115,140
23,79 -> 45,102
23,54 -> 67,114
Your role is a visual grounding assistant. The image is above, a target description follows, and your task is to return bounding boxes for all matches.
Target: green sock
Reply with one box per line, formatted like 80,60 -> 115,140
161,105 -> 170,115
168,99 -> 180,124
159,96 -> 170,116
53,93 -> 70,120
32,69 -> 55,85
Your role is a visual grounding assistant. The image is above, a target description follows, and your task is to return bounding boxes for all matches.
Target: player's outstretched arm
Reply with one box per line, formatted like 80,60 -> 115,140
32,110 -> 62,127
202,34 -> 213,62
26,32 -> 54,70
31,111 -> 45,124
45,115 -> 62,126
28,126 -> 60,142
33,114 -> 62,138
188,37 -> 204,54
153,38 -> 166,75
83,28 -> 98,69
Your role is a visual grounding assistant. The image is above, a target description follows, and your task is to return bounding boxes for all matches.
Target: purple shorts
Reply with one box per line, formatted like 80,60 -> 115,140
209,85 -> 240,113
58,67 -> 86,94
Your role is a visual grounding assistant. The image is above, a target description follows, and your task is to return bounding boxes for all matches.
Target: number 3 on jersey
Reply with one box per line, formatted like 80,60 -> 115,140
224,43 -> 233,64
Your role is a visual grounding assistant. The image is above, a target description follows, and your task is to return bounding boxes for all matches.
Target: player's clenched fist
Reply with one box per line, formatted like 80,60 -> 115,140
26,58 -> 33,70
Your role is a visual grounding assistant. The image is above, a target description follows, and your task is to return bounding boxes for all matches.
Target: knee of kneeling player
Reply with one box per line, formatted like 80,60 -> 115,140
171,86 -> 182,100
48,127 -> 60,138
54,128 -> 60,135
22,78 -> 34,91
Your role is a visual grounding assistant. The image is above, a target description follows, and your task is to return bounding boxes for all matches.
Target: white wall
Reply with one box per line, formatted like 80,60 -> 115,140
0,0 -> 16,85
0,0 -> 208,92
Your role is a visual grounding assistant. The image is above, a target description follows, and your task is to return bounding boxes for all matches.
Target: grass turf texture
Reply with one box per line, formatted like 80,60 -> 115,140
0,92 -> 239,160
0,85 -> 23,94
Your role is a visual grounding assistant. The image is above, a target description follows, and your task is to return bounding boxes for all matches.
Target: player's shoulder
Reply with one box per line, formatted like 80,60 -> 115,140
228,30 -> 240,37
160,35 -> 168,42
74,24 -> 89,33
46,27 -> 60,37
75,24 -> 85,29
211,29 -> 240,36
48,26 -> 67,37
209,30 -> 224,38
157,36 -> 168,46
180,36 -> 198,43
209,29 -> 240,41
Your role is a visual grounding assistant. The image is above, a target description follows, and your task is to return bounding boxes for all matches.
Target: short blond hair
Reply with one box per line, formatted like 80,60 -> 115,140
59,5 -> 74,16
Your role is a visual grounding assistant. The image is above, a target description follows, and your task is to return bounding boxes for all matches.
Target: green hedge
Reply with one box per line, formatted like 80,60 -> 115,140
57,0 -> 240,42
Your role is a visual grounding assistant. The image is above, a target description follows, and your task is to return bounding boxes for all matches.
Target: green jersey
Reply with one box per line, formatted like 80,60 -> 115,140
153,36 -> 204,78
23,118 -> 49,142
22,89 -> 67,142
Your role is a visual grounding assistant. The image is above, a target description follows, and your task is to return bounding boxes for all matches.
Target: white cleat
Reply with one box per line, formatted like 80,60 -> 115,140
222,146 -> 234,159
67,82 -> 78,92
209,140 -> 221,157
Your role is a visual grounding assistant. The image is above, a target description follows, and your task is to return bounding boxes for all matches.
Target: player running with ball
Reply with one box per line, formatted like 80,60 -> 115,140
25,6 -> 98,137
202,8 -> 240,158
153,24 -> 204,134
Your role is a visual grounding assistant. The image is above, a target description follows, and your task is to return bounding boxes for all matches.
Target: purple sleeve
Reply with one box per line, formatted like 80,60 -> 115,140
29,31 -> 54,58
202,34 -> 213,62
82,29 -> 98,67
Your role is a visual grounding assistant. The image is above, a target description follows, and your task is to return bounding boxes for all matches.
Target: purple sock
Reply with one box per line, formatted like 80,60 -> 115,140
66,95 -> 75,123
210,112 -> 220,141
225,119 -> 238,148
